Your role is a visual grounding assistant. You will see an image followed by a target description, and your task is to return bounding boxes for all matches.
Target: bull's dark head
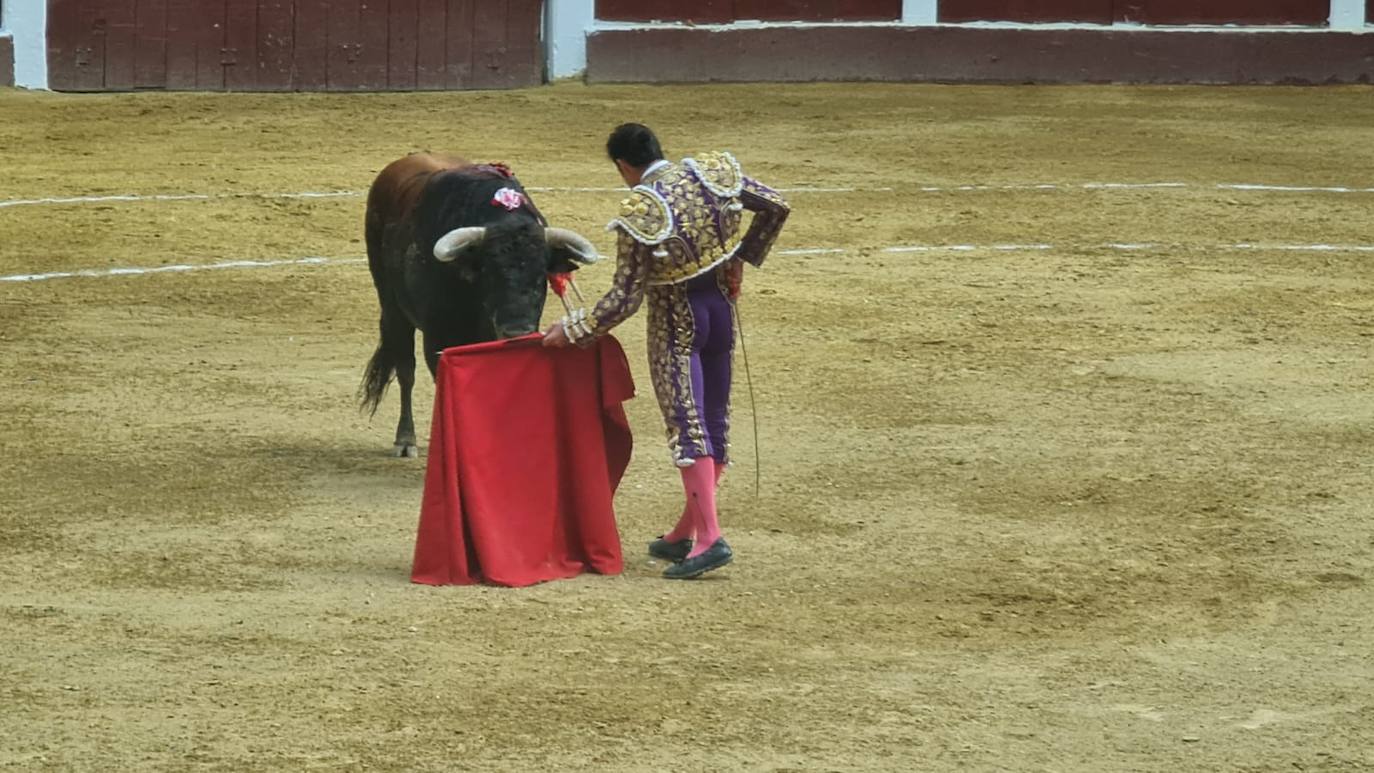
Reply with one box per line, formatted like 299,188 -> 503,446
432,221 -> 598,339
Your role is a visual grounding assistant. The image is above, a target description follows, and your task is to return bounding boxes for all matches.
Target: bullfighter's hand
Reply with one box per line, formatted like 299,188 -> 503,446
542,321 -> 570,348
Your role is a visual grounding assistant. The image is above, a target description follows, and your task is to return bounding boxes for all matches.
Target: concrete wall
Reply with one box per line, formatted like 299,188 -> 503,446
1,0 -> 48,88
547,0 -> 597,79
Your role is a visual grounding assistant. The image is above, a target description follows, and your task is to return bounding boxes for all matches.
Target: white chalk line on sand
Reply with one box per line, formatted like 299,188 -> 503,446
865,243 -> 1374,255
0,256 -> 365,283
5,243 -> 1372,284
4,181 -> 1374,210
0,191 -> 362,209
0,187 -> 878,209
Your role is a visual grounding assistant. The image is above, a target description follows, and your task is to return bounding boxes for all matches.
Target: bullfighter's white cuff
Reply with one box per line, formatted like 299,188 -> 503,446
562,308 -> 594,344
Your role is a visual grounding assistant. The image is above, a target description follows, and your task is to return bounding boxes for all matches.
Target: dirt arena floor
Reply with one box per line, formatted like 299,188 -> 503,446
2,82 -> 1372,771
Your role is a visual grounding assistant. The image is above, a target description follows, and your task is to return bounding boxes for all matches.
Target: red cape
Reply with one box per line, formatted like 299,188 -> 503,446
411,334 -> 635,587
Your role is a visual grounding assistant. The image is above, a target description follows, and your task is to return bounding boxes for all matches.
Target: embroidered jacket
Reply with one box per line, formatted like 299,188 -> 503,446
587,152 -> 790,336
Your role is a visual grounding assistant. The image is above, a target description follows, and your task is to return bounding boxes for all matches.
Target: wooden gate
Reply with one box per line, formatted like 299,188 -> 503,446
46,0 -> 543,91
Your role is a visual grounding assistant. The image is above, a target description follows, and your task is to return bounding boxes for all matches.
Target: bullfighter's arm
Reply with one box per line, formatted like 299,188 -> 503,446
588,230 -> 651,336
734,177 -> 790,268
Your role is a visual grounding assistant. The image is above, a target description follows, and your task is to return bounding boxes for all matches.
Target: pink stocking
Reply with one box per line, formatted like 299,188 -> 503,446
680,459 -> 722,558
663,459 -> 724,543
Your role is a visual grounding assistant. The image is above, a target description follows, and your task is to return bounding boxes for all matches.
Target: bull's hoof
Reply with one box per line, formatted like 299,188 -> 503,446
392,443 -> 420,458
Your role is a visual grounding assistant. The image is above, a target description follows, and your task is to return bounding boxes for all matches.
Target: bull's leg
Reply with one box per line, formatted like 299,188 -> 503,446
394,372 -> 418,459
387,314 -> 419,458
421,332 -> 443,380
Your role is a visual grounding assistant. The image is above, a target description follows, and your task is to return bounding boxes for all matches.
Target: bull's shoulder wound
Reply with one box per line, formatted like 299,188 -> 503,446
606,187 -> 673,245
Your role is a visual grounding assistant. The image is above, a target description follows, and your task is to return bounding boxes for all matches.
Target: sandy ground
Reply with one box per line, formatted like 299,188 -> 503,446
1,82 -> 1372,771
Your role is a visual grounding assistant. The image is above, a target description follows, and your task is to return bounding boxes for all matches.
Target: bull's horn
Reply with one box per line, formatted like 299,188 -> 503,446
544,227 -> 600,263
433,227 -> 487,261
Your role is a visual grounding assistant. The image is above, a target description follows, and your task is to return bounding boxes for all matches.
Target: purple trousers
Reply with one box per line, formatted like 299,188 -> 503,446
646,270 -> 735,467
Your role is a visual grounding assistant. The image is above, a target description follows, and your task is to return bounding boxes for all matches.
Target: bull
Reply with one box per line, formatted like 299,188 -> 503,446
359,153 -> 598,457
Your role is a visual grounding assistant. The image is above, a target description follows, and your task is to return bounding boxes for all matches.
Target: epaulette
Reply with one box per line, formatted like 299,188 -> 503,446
684,151 -> 744,198
606,186 -> 673,244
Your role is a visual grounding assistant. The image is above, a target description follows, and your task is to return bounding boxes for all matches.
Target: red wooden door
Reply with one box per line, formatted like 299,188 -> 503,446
47,0 -> 543,91
164,0 -> 226,89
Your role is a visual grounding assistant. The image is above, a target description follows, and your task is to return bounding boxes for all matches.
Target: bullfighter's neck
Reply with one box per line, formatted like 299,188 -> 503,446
639,159 -> 673,186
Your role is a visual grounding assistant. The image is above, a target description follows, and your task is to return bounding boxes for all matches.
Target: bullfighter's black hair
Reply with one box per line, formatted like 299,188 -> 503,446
606,123 -> 665,168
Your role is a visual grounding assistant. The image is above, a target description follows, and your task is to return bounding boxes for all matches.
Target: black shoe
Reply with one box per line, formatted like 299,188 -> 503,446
648,536 -> 692,562
663,538 -> 733,580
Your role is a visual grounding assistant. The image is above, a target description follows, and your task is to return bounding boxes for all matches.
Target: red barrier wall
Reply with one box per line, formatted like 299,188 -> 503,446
595,0 -> 900,23
939,1 -> 1111,23
587,25 -> 1374,85
1115,0 -> 1330,25
939,0 -> 1330,24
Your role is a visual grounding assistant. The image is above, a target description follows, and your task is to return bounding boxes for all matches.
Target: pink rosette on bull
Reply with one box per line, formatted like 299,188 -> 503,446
492,187 -> 525,211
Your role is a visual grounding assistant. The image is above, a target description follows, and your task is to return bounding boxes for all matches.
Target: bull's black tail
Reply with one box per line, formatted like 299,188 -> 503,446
359,342 -> 394,417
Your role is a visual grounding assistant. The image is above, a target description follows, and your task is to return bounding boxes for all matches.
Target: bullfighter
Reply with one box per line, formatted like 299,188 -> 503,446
544,123 -> 790,579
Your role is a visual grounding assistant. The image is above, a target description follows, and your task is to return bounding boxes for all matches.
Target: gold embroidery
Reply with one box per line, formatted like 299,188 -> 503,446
645,284 -> 709,464
736,177 -> 791,268
611,157 -> 748,287
594,153 -> 781,465
686,151 -> 744,198
589,232 -> 649,336
607,188 -> 672,245
742,176 -> 788,208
